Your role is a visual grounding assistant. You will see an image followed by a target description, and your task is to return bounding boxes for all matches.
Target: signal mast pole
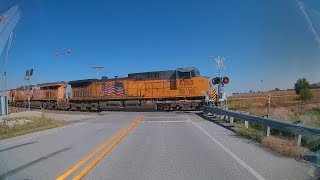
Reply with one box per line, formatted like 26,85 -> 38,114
25,70 -> 32,111
217,58 -> 222,104
210,56 -> 226,107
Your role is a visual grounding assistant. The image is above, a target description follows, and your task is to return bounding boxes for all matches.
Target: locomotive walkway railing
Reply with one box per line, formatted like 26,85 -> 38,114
203,107 -> 320,145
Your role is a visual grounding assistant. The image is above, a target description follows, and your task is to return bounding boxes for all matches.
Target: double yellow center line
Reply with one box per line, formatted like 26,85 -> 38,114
56,114 -> 145,180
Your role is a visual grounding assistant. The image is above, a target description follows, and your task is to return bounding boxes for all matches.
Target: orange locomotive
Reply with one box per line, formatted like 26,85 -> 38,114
68,68 -> 212,111
10,68 -> 212,111
10,82 -> 68,109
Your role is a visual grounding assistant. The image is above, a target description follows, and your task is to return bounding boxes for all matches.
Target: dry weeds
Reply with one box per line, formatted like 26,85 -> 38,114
231,89 -> 320,99
262,136 -> 307,159
269,107 -> 294,122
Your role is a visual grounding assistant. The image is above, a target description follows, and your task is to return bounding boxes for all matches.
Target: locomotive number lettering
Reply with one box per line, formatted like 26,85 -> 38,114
179,79 -> 194,86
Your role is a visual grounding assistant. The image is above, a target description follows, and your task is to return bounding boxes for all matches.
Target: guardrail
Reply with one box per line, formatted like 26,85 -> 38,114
204,107 -> 320,145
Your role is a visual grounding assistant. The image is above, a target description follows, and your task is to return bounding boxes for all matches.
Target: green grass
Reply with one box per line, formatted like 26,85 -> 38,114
293,108 -> 320,128
0,116 -> 65,140
302,137 -> 320,152
235,125 -> 264,142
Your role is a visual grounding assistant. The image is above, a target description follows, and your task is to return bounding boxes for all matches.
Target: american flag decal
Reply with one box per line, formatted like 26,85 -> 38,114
101,82 -> 126,96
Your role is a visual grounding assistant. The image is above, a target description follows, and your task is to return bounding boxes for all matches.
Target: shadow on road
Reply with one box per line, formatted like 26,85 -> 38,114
195,112 -> 237,134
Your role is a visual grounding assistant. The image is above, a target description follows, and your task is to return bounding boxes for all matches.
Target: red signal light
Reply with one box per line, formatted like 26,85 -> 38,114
223,77 -> 229,84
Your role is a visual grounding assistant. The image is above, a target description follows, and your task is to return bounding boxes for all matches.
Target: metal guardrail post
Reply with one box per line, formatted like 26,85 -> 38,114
244,112 -> 249,128
267,126 -> 270,137
230,117 -> 234,124
245,121 -> 249,128
297,135 -> 302,147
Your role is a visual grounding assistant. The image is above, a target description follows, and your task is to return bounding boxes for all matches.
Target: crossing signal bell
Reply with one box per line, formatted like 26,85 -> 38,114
212,77 -> 229,85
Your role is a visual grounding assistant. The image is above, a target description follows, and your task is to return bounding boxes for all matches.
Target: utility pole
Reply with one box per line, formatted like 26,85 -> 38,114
92,66 -> 104,79
4,32 -> 13,98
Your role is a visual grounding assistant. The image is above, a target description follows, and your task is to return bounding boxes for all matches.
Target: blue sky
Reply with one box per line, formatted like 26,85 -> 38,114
1,0 -> 320,93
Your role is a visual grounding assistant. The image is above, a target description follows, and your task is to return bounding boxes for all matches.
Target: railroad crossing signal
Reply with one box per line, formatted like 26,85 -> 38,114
214,56 -> 226,70
212,77 -> 221,85
209,55 -> 229,108
212,77 -> 229,85
211,88 -> 217,101
222,77 -> 229,84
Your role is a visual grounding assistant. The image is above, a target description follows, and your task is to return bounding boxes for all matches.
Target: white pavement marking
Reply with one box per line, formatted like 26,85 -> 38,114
145,117 -> 184,119
0,122 -> 87,147
143,120 -> 190,123
185,115 -> 266,180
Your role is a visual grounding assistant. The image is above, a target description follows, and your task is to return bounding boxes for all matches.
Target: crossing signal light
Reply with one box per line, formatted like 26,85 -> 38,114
223,77 -> 229,84
212,77 -> 221,85
212,77 -> 230,85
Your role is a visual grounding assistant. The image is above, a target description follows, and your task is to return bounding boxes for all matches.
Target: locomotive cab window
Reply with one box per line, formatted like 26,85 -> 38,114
194,69 -> 200,76
178,71 -> 191,79
177,68 -> 200,79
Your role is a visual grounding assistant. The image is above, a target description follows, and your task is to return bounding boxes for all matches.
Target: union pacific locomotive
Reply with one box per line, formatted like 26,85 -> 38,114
8,68 -> 213,111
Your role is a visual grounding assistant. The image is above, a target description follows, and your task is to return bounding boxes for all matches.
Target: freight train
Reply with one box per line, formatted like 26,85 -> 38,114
8,68 -> 213,111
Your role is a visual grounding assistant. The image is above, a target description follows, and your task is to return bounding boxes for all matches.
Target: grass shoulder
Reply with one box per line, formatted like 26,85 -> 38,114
235,125 -> 308,159
0,116 -> 65,140
235,125 -> 264,142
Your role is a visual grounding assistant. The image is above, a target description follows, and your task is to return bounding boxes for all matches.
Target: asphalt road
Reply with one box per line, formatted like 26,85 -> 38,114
0,111 -> 313,180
